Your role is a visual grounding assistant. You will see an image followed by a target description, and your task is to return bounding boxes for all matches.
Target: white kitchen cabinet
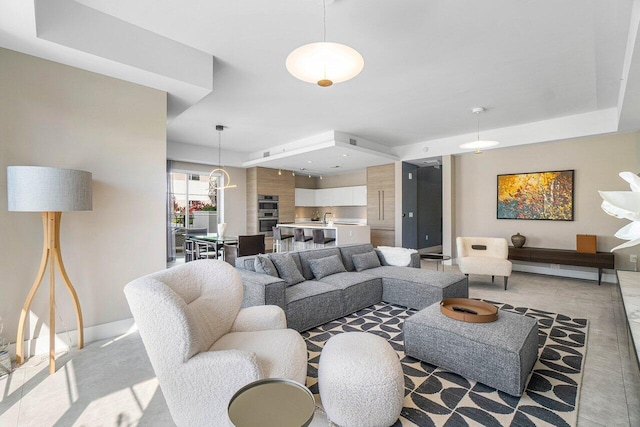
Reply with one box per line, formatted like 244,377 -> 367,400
295,185 -> 367,207
295,188 -> 316,206
351,186 -> 367,206
315,188 -> 331,206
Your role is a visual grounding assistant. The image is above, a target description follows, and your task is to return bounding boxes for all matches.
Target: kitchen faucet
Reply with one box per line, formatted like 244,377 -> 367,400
323,212 -> 333,225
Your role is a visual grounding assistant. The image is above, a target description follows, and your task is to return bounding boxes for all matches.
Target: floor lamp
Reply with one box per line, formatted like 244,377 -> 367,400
7,166 -> 92,374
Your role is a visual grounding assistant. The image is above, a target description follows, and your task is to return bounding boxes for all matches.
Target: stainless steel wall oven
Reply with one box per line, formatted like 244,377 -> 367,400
258,195 -> 279,236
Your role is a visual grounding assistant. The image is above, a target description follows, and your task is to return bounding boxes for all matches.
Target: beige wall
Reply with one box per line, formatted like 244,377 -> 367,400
295,206 -> 367,220
454,132 -> 640,270
295,170 -> 366,189
317,171 -> 366,188
0,48 -> 167,347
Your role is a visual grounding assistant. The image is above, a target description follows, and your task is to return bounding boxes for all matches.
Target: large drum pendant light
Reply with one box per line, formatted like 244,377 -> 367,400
286,0 -> 364,87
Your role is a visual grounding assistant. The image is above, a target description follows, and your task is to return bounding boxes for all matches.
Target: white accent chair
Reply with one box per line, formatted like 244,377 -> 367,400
124,259 -> 308,427
456,237 -> 513,290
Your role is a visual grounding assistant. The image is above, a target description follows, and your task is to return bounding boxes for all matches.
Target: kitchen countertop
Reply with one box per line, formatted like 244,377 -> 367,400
617,270 -> 640,366
278,222 -> 368,228
276,222 -> 370,245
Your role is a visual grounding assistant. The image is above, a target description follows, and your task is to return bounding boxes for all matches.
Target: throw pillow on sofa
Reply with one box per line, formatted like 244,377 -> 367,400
269,252 -> 305,286
309,254 -> 347,280
254,255 -> 279,277
352,251 -> 381,272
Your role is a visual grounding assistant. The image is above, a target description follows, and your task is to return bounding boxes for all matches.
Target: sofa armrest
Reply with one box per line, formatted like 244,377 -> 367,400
231,305 -> 287,332
409,252 -> 420,268
236,269 -> 287,310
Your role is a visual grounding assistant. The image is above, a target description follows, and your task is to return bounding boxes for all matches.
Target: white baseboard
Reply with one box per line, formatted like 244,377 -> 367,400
6,317 -> 136,361
510,263 -> 617,284
449,259 -> 617,284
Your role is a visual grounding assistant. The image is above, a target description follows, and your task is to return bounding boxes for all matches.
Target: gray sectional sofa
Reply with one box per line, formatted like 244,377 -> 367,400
234,243 -> 468,331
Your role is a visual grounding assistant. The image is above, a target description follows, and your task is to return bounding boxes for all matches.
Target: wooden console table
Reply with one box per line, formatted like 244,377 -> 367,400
508,247 -> 614,286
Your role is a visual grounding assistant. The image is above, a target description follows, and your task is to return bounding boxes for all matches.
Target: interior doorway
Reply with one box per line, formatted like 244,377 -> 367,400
402,159 -> 443,252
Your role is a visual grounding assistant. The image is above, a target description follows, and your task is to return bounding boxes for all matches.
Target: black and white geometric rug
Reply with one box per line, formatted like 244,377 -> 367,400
302,301 -> 588,427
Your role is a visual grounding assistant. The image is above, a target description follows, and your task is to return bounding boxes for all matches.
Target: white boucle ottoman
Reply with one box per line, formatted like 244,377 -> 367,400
318,332 -> 404,427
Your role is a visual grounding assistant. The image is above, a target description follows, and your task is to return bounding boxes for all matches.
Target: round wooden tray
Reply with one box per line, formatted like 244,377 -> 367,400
440,298 -> 498,323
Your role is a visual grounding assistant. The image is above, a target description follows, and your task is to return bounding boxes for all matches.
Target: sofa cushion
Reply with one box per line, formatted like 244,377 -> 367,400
309,254 -> 347,279
269,253 -> 305,286
338,244 -> 377,272
290,253 -> 303,276
319,272 -> 383,314
285,280 -> 344,331
352,251 -> 381,272
254,255 -> 279,277
364,266 -> 468,310
298,247 -> 344,280
236,256 -> 257,272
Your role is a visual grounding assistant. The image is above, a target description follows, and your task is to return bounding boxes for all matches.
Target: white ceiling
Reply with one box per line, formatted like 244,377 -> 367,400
2,0 -> 639,174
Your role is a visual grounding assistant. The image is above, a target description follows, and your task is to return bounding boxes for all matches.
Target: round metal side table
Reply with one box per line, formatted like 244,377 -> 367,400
420,253 -> 451,271
228,378 -> 317,427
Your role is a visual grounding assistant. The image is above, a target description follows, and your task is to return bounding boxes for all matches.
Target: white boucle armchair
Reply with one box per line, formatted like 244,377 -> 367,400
124,259 -> 308,427
456,237 -> 513,290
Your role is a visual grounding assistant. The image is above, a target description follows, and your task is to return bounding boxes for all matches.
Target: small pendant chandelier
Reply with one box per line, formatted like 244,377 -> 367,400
286,0 -> 364,87
208,125 -> 237,198
459,107 -> 499,154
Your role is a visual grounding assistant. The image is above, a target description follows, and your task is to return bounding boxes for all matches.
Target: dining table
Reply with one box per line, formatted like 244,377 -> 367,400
184,233 -> 238,262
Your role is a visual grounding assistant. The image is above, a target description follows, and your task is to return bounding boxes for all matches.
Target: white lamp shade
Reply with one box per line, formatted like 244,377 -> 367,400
7,166 -> 93,212
459,140 -> 500,150
286,42 -> 364,85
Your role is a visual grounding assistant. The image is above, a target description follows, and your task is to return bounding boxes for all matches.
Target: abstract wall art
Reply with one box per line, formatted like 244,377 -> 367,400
497,170 -> 574,220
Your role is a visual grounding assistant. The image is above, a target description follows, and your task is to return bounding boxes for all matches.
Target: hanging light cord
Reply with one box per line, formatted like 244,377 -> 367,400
476,111 -> 480,141
218,129 -> 222,168
323,0 -> 327,42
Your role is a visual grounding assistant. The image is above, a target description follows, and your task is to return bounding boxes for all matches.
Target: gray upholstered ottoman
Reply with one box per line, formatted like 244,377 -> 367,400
404,302 -> 538,396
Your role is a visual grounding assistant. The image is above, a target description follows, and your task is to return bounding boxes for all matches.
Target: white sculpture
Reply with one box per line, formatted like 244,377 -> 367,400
599,172 -> 640,251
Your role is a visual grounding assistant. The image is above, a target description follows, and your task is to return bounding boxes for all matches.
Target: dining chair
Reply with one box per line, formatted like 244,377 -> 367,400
184,228 -> 208,261
224,234 -> 265,266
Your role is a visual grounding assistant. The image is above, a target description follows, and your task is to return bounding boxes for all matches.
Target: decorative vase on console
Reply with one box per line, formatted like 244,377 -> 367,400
217,222 -> 227,238
511,233 -> 526,248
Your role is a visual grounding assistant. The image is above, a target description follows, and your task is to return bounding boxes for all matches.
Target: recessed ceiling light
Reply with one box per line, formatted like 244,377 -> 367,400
342,154 -> 349,157
308,160 -> 313,164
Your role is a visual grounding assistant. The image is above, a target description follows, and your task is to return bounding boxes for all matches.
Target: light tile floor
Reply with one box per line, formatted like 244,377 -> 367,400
0,263 -> 638,426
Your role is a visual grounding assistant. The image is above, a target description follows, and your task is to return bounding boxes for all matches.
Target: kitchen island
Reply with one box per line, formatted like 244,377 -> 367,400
276,222 -> 370,246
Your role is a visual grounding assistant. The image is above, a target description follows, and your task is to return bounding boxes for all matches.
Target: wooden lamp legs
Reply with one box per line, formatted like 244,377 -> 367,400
15,212 -> 84,374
